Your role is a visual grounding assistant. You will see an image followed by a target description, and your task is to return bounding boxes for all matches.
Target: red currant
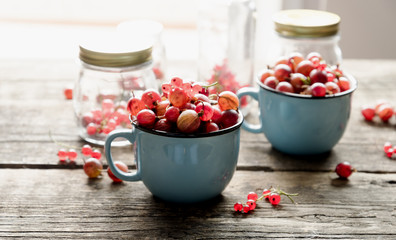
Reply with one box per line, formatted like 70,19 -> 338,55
386,148 -> 394,158
81,144 -> 93,156
91,149 -> 102,160
86,123 -> 97,135
269,193 -> 281,206
161,83 -> 171,94
171,77 -> 183,87
377,104 -> 394,122
58,149 -> 68,162
361,105 -> 375,121
247,192 -> 258,201
335,162 -> 355,178
384,142 -> 393,153
68,149 -> 78,161
64,87 -> 73,100
242,204 -> 251,213
263,189 -> 271,199
246,199 -> 256,210
234,202 -> 243,212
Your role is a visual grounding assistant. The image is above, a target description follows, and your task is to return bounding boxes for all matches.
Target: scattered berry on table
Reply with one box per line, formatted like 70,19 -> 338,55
269,193 -> 281,206
57,149 -> 68,162
67,149 -> 78,161
335,162 -> 356,179
234,202 -> 243,212
247,192 -> 258,201
107,161 -> 129,183
81,144 -> 93,156
83,158 -> 103,178
91,149 -> 102,160
361,106 -> 376,121
64,87 -> 73,100
246,199 -> 256,210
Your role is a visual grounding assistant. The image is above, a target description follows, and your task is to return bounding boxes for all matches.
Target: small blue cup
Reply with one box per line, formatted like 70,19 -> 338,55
105,113 -> 243,203
237,74 -> 357,155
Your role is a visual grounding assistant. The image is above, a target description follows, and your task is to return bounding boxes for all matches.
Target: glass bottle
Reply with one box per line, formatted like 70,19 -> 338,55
74,36 -> 157,146
198,0 -> 256,97
117,20 -> 167,91
267,9 -> 342,66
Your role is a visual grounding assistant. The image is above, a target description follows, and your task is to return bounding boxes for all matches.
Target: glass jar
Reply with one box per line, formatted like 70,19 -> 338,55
197,0 -> 256,114
74,37 -> 157,146
198,0 -> 256,92
268,9 -> 342,66
117,20 -> 167,90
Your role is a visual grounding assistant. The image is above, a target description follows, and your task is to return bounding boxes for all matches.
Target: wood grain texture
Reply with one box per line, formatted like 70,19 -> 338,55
1,59 -> 396,172
0,169 -> 395,239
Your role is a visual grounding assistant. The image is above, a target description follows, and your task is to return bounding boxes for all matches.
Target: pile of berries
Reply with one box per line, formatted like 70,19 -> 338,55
127,77 -> 241,134
57,144 -> 128,182
361,100 -> 395,122
384,142 -> 396,159
82,98 -> 130,136
233,187 -> 298,214
260,52 -> 351,97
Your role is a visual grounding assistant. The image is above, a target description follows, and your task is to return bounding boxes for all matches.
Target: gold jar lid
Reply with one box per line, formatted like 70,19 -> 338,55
273,9 -> 340,38
79,35 -> 152,68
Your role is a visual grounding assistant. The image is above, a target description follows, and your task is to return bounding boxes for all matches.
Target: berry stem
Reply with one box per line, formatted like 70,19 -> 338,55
48,130 -> 80,150
201,81 -> 219,89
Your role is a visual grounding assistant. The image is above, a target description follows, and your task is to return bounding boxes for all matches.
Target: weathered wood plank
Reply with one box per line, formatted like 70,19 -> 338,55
0,169 -> 395,239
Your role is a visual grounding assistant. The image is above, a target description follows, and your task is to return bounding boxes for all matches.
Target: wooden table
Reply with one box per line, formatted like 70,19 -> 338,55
1,59 -> 396,239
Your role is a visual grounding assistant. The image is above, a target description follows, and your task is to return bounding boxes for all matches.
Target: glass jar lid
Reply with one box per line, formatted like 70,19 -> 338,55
273,9 -> 340,38
79,35 -> 152,68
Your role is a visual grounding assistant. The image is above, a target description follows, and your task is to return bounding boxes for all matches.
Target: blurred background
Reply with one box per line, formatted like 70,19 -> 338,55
0,0 -> 394,64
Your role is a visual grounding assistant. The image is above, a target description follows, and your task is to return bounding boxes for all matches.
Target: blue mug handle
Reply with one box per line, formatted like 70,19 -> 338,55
237,87 -> 263,134
105,128 -> 142,181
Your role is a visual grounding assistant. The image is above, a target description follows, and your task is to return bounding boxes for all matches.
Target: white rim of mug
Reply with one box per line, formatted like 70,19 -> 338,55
256,72 -> 357,99
128,111 -> 244,138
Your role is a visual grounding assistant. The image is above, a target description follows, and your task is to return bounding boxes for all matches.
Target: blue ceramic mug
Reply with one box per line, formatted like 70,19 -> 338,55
105,113 -> 243,203
237,74 -> 357,155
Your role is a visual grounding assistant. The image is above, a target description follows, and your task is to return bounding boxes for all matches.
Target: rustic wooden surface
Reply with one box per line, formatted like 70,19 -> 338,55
0,59 -> 396,239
